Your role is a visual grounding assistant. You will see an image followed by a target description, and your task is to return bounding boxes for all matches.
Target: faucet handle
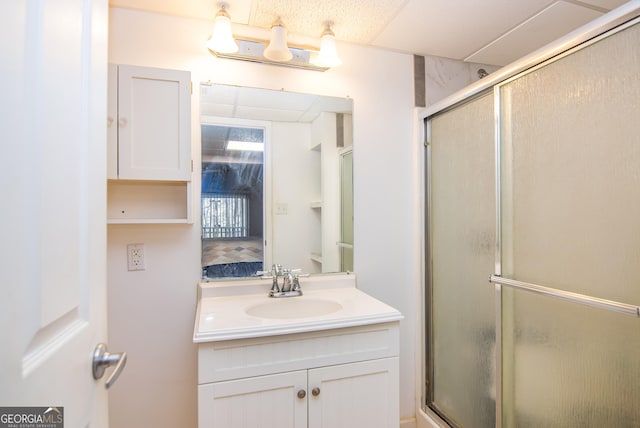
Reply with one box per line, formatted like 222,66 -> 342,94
274,264 -> 283,276
291,275 -> 302,292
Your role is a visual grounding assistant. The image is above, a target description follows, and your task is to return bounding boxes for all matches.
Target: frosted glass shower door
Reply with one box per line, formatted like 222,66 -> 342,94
498,19 -> 640,427
427,93 -> 496,427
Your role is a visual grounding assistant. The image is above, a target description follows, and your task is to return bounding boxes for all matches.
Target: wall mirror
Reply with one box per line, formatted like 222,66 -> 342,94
200,83 -> 353,279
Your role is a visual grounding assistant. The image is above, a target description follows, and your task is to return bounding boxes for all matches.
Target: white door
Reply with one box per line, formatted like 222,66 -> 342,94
0,0 -> 112,427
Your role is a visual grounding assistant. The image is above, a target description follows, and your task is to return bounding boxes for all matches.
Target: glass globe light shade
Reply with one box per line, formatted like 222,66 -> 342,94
206,9 -> 238,54
312,28 -> 342,68
264,24 -> 293,62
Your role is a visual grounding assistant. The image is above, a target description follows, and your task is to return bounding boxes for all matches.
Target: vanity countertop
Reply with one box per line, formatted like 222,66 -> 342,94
193,274 -> 403,343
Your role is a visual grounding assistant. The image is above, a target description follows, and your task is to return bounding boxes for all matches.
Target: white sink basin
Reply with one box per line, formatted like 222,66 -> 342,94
194,274 -> 404,342
246,298 -> 343,319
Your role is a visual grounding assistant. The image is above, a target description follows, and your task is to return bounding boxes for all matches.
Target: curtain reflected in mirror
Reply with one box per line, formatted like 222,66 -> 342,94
201,124 -> 265,278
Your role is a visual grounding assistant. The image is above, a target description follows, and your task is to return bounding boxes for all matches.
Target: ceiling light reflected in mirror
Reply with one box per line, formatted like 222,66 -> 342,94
227,140 -> 265,152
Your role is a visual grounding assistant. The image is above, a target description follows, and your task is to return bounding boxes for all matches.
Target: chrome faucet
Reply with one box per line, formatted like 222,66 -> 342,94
270,264 -> 283,295
257,264 -> 304,298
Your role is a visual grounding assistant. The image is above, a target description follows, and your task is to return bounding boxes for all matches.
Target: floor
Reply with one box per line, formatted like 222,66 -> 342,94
201,237 -> 263,267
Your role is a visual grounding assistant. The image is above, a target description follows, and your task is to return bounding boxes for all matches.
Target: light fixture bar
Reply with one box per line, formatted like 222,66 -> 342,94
209,39 -> 330,72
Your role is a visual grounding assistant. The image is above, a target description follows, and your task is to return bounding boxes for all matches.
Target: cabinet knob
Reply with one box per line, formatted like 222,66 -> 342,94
118,118 -> 128,128
107,117 -> 114,127
311,387 -> 320,397
297,389 -> 306,399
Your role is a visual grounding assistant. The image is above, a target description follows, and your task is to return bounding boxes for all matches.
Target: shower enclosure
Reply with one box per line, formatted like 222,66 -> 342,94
423,4 -> 640,427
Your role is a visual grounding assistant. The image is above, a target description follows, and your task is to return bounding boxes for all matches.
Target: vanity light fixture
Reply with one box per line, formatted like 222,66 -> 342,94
207,14 -> 340,71
263,18 -> 293,62
311,23 -> 341,68
206,3 -> 238,54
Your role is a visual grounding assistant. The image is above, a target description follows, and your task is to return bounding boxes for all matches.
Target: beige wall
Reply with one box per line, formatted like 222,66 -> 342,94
107,6 -> 493,427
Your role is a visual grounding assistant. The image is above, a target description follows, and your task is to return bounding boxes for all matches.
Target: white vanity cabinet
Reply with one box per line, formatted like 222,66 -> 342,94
197,323 -> 400,428
107,64 -> 192,223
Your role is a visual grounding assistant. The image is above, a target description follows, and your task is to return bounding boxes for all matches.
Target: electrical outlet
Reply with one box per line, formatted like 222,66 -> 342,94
127,244 -> 145,271
275,202 -> 288,215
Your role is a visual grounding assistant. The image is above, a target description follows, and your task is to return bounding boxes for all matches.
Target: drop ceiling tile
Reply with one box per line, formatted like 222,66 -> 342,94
111,0 -> 628,63
235,105 -> 305,122
202,84 -> 239,106
465,1 -> 603,66
372,0 -> 554,59
580,0 -> 627,10
109,0 -> 254,23
249,0 -> 406,42
237,87 -> 315,111
200,103 -> 235,118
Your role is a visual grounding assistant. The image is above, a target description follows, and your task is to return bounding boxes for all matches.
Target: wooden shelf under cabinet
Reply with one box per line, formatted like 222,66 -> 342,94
107,180 -> 191,224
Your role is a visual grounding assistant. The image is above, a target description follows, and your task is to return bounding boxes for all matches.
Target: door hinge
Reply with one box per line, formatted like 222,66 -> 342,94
191,159 -> 194,172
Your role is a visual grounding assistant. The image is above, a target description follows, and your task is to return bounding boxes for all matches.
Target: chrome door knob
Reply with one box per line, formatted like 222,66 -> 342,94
92,343 -> 127,389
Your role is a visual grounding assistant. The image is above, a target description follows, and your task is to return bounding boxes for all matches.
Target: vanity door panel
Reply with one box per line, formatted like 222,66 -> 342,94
198,370 -> 307,428
308,357 -> 399,428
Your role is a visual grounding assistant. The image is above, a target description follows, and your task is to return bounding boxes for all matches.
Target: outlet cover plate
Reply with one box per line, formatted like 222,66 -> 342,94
127,243 -> 145,271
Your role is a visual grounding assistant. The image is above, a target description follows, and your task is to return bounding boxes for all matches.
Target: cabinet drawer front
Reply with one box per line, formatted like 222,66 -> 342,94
198,322 -> 400,384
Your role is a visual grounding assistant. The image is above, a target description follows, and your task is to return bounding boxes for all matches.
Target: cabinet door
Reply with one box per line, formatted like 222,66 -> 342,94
107,64 -> 118,179
308,357 -> 399,428
117,64 -> 191,180
199,370 -> 307,428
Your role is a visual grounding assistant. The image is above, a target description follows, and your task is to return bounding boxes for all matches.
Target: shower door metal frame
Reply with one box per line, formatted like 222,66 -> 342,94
421,3 -> 640,427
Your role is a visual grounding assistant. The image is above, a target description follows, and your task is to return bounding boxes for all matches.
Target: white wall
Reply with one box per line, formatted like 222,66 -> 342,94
107,7 -> 492,427
424,56 -> 500,106
271,121 -> 321,274
107,224 -> 200,428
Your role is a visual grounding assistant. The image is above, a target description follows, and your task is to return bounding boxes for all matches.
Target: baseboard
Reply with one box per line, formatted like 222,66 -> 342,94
417,407 -> 449,428
400,417 -> 417,428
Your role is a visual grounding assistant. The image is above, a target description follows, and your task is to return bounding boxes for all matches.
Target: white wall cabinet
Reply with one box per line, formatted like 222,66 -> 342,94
108,64 -> 191,181
197,323 -> 400,428
107,64 -> 192,223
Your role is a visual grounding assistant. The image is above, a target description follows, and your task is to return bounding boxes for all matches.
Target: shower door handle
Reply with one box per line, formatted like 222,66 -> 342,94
488,275 -> 640,317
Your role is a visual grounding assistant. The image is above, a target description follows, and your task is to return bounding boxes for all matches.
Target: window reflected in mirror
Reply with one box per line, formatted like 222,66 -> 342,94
201,124 -> 265,278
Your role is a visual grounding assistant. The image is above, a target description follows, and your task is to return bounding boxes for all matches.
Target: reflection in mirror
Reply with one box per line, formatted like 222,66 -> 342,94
201,123 -> 266,278
340,149 -> 354,272
200,83 -> 353,279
